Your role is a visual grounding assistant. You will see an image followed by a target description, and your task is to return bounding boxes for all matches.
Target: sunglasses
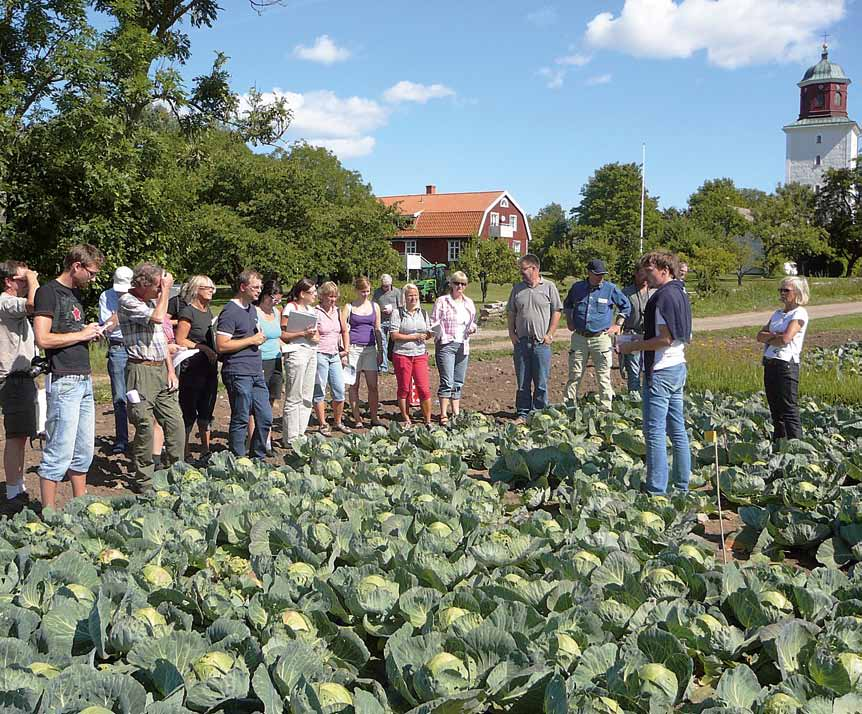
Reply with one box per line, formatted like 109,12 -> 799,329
452,282 -> 467,287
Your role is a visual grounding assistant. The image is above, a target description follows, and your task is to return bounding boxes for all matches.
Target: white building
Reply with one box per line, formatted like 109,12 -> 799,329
784,45 -> 860,191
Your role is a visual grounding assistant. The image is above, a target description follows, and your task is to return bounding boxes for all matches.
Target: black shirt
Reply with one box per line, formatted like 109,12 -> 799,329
167,294 -> 187,320
178,304 -> 215,347
33,279 -> 91,376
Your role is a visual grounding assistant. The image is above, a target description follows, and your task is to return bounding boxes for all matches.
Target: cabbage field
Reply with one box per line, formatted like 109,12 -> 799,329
1,393 -> 862,713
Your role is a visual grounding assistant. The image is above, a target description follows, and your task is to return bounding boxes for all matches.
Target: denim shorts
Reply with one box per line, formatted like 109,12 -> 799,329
314,352 -> 346,403
39,374 -> 95,482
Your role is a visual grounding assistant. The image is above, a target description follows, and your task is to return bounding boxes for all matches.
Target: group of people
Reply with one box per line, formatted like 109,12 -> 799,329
503,251 -> 809,496
0,243 -> 811,510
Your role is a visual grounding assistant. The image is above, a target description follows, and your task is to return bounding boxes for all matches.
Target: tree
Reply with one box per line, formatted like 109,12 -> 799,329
687,178 -> 751,241
456,237 -> 519,302
815,167 -> 862,276
754,183 -> 831,275
547,226 -> 620,284
527,203 -> 568,260
691,244 -> 737,295
572,162 -> 661,274
658,214 -> 711,257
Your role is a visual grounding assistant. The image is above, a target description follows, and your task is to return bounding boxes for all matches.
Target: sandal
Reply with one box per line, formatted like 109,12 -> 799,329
353,417 -> 365,429
402,419 -> 413,428
439,416 -> 449,427
334,423 -> 352,434
319,424 -> 332,436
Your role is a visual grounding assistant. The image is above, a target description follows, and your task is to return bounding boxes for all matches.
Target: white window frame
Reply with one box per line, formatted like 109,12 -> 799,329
404,239 -> 418,254
512,240 -> 522,254
500,198 -> 509,208
490,212 -> 499,227
448,240 -> 462,262
510,215 -> 518,231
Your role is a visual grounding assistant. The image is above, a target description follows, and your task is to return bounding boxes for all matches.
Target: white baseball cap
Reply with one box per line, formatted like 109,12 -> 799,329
112,266 -> 133,293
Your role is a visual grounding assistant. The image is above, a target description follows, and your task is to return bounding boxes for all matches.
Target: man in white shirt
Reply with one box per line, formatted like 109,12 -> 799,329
98,266 -> 133,454
0,261 -> 39,504
619,252 -> 692,495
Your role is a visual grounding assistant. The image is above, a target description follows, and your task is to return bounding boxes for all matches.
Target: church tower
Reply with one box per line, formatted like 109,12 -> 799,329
784,45 -> 859,190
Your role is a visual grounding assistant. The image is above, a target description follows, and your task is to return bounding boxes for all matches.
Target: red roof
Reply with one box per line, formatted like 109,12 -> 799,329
379,190 -> 504,238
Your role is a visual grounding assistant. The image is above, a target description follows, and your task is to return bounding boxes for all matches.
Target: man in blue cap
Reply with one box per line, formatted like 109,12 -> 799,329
563,258 -> 631,410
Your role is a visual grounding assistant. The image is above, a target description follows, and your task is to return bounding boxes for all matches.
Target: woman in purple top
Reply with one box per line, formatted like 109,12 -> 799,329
341,276 -> 383,428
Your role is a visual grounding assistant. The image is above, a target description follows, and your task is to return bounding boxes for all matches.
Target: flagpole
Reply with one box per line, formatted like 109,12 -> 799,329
639,143 -> 646,256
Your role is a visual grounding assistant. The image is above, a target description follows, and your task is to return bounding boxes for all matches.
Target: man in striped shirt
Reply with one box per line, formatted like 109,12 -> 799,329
118,263 -> 185,482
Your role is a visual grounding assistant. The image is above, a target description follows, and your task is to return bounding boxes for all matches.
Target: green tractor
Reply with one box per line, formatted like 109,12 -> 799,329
415,263 -> 447,302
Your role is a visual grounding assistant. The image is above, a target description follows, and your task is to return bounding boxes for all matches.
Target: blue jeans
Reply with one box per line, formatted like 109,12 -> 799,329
106,344 -> 129,446
642,363 -> 691,494
379,325 -> 391,372
223,373 -> 272,458
314,352 -> 345,403
435,341 -> 468,399
40,375 -> 95,482
513,338 -> 552,417
622,352 -> 642,393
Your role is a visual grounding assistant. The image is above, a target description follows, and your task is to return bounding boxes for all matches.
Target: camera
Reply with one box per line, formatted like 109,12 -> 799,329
26,356 -> 50,379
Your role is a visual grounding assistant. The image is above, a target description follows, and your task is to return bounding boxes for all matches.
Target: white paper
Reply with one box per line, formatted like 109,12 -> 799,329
285,310 -> 317,333
429,321 -> 444,339
172,348 -> 199,370
342,363 -> 357,386
126,389 -> 141,404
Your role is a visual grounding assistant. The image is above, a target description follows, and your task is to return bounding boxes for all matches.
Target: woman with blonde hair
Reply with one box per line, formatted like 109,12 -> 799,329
431,270 -> 477,426
314,281 -> 351,434
390,283 -> 433,427
343,276 -> 383,427
756,276 -> 810,442
174,274 -> 219,461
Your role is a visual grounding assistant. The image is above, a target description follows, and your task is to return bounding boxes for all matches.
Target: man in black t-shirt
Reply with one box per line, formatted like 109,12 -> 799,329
33,244 -> 104,511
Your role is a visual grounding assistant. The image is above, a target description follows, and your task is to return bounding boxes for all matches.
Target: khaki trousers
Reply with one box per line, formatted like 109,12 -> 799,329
565,332 -> 614,410
126,362 -> 185,482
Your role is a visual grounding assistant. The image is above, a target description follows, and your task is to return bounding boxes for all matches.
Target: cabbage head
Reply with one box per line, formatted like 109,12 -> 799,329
761,692 -> 802,714
193,651 -> 235,680
637,663 -> 678,701
312,682 -> 353,711
414,652 -> 471,701
141,565 -> 173,588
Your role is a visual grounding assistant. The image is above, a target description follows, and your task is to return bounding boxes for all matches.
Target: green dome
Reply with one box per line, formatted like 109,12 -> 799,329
799,47 -> 849,87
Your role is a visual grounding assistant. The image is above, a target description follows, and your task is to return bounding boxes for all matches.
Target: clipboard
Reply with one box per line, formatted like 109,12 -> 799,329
284,310 -> 317,333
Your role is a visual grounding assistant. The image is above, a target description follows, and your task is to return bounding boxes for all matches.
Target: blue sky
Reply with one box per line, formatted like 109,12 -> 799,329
177,0 -> 862,214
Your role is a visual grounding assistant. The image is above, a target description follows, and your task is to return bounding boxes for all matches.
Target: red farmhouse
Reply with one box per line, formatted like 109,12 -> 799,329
378,185 -> 531,265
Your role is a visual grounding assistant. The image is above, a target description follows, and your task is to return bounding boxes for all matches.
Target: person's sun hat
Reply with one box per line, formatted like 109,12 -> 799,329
112,266 -> 133,293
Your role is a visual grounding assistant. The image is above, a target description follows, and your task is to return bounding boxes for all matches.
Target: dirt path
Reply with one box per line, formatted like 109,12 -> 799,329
470,300 -> 862,351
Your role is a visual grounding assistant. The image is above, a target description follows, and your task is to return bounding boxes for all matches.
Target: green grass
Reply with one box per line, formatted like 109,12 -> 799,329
688,275 -> 862,317
687,314 -> 862,404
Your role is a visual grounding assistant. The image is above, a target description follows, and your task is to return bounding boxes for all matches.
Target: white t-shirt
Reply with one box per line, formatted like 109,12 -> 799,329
653,307 -> 686,371
764,306 -> 808,363
281,302 -> 317,353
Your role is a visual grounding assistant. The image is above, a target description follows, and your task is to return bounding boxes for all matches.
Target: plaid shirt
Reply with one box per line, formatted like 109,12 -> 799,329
118,292 -> 168,362
431,294 -> 477,356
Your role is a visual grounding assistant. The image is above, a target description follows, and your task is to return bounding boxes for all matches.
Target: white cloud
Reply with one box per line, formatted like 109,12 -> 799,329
584,0 -> 845,69
538,49 -> 592,89
586,73 -> 613,86
293,35 -> 351,64
240,88 -> 385,159
303,137 -> 376,159
383,81 -> 456,104
527,6 -> 557,26
556,52 -> 592,67
538,67 -> 566,90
